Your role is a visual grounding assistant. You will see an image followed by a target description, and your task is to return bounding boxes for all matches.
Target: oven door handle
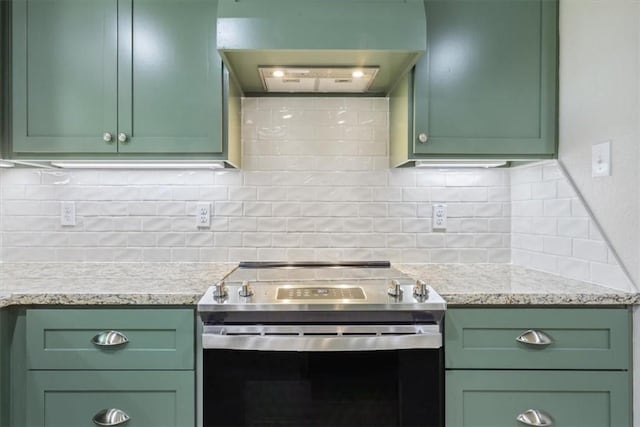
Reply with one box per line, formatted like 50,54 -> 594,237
202,325 -> 442,351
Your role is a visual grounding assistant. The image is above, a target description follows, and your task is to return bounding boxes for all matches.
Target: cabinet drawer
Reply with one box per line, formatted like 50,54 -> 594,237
27,370 -> 194,427
445,308 -> 630,370
26,308 -> 194,370
446,370 -> 630,427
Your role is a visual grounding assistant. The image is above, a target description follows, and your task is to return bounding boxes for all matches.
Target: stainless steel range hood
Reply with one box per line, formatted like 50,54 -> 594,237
216,0 -> 426,95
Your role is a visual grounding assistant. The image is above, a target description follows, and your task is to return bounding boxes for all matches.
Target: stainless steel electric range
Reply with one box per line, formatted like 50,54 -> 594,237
198,261 -> 446,427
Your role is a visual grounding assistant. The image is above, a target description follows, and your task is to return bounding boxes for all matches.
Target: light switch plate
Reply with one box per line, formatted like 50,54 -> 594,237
592,141 -> 611,177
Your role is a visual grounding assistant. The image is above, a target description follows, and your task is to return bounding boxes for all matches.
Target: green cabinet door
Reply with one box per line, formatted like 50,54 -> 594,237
27,371 -> 194,427
117,0 -> 223,155
413,0 -> 557,158
26,308 -> 194,370
446,370 -> 631,427
12,0 -> 118,155
445,308 -> 630,370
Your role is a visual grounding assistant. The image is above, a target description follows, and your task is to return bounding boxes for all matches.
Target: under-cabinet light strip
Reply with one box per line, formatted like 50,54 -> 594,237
50,162 -> 226,170
415,160 -> 507,168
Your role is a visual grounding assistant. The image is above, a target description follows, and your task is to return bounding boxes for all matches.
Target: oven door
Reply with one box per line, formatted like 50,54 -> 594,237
202,325 -> 443,427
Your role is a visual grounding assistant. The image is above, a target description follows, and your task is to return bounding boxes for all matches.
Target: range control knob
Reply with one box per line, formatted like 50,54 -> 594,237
239,281 -> 254,298
387,279 -> 403,298
213,281 -> 228,299
413,280 -> 429,299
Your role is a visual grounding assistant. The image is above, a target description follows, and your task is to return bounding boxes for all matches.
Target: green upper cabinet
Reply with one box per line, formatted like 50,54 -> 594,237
11,0 -> 225,159
391,0 -> 558,165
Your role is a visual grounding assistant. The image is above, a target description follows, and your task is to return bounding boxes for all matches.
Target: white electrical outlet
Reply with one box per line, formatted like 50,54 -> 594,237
60,201 -> 76,226
592,141 -> 611,177
196,202 -> 211,228
432,204 -> 447,231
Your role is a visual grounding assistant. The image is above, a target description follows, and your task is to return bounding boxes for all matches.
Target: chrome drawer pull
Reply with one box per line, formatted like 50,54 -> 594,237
516,329 -> 552,346
516,409 -> 553,426
91,330 -> 129,347
92,408 -> 131,426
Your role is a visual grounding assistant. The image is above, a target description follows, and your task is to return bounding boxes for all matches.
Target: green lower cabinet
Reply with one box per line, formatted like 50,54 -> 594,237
446,370 -> 631,427
27,370 -> 194,427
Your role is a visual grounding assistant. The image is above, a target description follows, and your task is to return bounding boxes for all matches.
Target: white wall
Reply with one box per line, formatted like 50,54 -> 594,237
559,0 -> 640,287
559,1 -> 640,424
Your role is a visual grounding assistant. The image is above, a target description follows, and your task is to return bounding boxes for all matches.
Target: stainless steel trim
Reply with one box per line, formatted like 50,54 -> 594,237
91,330 -> 129,347
92,408 -> 131,426
202,324 -> 442,351
198,283 -> 447,313
516,409 -> 553,426
516,329 -> 553,346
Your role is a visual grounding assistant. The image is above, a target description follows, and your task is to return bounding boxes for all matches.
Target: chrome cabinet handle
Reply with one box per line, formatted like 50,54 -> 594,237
103,132 -> 113,143
516,329 -> 553,346
91,330 -> 129,347
418,133 -> 428,143
516,409 -> 553,426
118,132 -> 128,143
92,408 -> 131,426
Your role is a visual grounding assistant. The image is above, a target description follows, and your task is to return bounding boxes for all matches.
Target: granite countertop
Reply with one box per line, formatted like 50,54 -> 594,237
0,262 -> 638,307
0,262 -> 235,307
395,264 -> 640,305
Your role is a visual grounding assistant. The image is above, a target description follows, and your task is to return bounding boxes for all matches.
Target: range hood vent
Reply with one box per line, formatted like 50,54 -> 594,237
259,66 -> 379,93
217,0 -> 426,95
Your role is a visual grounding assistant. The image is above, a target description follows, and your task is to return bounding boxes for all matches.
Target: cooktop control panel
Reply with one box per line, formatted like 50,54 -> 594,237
276,287 -> 366,300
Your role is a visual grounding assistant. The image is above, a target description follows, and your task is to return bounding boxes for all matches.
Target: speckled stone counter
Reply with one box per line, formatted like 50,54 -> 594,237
395,263 -> 640,305
0,262 -> 637,307
0,262 -> 235,307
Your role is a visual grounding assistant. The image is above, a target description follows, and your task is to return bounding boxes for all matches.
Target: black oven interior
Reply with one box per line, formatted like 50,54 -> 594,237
203,348 -> 443,427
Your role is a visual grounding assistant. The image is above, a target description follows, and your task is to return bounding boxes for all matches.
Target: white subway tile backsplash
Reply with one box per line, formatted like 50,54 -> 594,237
530,218 -> 557,235
572,239 -> 608,262
416,234 -> 445,248
214,232 -> 242,247
0,99 -> 623,292
459,249 -> 488,263
509,161 -> 632,291
531,181 -> 557,199
543,199 -> 571,217
228,218 -> 258,232
542,236 -> 572,256
402,218 -> 430,233
488,248 -> 511,263
431,249 -> 460,263
557,218 -> 589,238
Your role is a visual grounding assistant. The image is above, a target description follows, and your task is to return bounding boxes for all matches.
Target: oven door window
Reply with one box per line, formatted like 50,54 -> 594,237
203,349 -> 442,427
